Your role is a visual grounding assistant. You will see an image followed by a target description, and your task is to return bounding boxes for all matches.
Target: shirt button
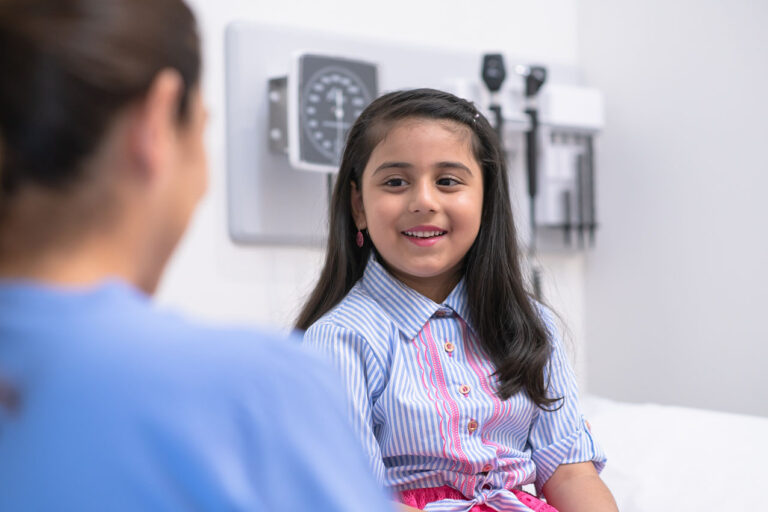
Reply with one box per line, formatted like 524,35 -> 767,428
434,309 -> 447,318
482,464 -> 493,472
444,342 -> 455,353
467,419 -> 478,433
459,384 -> 471,395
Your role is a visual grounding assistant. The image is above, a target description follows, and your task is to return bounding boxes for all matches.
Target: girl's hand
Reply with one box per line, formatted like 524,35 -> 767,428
542,462 -> 618,512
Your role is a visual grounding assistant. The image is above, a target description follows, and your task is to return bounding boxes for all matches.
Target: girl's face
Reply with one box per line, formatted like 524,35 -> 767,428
351,118 -> 483,302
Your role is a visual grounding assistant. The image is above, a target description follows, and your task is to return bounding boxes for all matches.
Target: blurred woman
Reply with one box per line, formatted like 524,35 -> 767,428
0,1 -> 393,510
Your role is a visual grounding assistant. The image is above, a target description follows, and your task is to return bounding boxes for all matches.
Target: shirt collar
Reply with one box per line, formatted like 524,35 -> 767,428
360,254 -> 473,341
443,278 -> 472,327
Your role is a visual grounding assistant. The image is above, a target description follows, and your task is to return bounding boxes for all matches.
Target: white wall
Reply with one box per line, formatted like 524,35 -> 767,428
157,0 -> 590,382
577,0 -> 768,416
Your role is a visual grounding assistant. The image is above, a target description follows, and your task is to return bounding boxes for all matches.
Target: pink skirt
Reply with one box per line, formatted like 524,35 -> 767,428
399,485 -> 558,511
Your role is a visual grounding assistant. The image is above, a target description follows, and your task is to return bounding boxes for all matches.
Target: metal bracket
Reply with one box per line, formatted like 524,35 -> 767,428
268,77 -> 288,154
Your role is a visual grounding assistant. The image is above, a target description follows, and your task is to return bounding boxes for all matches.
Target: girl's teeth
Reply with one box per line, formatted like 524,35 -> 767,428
405,230 -> 444,238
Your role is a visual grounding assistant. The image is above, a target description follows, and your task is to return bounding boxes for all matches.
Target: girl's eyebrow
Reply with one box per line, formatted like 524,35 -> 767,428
372,161 -> 473,175
372,162 -> 411,175
435,161 -> 473,175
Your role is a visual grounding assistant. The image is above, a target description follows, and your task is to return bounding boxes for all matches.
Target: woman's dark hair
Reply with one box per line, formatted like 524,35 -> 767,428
296,88 -> 560,408
0,0 -> 200,196
0,0 -> 199,412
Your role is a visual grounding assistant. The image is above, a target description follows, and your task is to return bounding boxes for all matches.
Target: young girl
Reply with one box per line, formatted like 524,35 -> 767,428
298,88 -> 617,512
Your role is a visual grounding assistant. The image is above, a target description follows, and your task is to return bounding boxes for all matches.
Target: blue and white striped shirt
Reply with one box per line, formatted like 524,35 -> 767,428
303,256 -> 606,512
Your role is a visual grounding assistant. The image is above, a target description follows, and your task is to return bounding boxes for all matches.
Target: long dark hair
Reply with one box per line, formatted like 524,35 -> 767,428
296,88 -> 560,408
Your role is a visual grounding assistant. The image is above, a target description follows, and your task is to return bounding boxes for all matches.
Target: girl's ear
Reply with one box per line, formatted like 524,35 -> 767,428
350,180 -> 367,230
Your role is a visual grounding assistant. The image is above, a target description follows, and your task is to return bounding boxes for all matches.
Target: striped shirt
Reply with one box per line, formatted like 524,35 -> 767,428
303,256 -> 606,512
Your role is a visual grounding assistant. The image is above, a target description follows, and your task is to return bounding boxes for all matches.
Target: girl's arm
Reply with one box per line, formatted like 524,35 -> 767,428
541,462 -> 618,512
302,322 -> 388,482
527,308 -> 611,504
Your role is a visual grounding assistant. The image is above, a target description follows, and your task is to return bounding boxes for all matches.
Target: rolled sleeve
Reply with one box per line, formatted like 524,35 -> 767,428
303,321 -> 388,485
527,311 -> 607,493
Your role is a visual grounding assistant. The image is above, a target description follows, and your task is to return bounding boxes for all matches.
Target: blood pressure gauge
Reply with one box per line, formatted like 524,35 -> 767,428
268,53 -> 378,172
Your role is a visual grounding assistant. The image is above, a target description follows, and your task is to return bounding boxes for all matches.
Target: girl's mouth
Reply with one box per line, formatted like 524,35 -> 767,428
402,230 -> 447,239
402,228 -> 447,247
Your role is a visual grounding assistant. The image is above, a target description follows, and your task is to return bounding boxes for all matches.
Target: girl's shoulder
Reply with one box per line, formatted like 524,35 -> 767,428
306,282 -> 400,350
532,301 -> 557,328
529,300 -> 568,363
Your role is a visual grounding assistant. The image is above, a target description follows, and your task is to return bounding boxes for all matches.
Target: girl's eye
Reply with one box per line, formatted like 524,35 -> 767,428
437,177 -> 461,186
384,178 -> 407,187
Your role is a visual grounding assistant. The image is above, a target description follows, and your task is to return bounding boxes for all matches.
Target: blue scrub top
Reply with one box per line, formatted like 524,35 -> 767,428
0,279 -> 394,511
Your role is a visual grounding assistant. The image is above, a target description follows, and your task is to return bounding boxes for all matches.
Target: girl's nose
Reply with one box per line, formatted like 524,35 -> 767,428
408,180 -> 439,213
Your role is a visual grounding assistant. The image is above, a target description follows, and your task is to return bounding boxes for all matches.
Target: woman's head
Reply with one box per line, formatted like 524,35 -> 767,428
0,0 -> 204,291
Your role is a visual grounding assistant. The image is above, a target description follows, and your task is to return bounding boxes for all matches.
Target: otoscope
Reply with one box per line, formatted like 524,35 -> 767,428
481,54 -> 506,142
517,64 -> 547,300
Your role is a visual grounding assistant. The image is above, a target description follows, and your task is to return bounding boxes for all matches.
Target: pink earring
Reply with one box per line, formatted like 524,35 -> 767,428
356,230 -> 364,248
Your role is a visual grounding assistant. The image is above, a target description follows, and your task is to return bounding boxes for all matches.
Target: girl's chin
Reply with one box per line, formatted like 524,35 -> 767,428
390,264 -> 461,282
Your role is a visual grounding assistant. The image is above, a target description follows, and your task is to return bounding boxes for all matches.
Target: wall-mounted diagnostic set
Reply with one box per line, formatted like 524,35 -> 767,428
226,23 -> 604,263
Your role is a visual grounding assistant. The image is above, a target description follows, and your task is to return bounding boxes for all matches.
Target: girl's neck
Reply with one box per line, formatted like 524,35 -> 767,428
386,264 -> 462,304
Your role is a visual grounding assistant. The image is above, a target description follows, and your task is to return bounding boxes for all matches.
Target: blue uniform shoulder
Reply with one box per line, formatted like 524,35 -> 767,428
0,282 -> 393,511
108,306 -> 330,397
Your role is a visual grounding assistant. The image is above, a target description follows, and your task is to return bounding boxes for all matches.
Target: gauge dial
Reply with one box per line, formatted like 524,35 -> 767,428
293,54 -> 378,171
300,66 -> 372,162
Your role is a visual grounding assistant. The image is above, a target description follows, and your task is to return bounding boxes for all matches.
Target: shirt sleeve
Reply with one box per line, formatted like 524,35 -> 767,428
303,321 -> 388,485
527,310 -> 607,493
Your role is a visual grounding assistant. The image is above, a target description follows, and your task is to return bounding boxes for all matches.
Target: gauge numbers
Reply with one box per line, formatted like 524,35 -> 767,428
296,55 -> 377,169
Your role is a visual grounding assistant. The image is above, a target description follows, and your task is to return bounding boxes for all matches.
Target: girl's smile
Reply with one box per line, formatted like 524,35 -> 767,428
402,224 -> 447,246
351,118 -> 484,302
